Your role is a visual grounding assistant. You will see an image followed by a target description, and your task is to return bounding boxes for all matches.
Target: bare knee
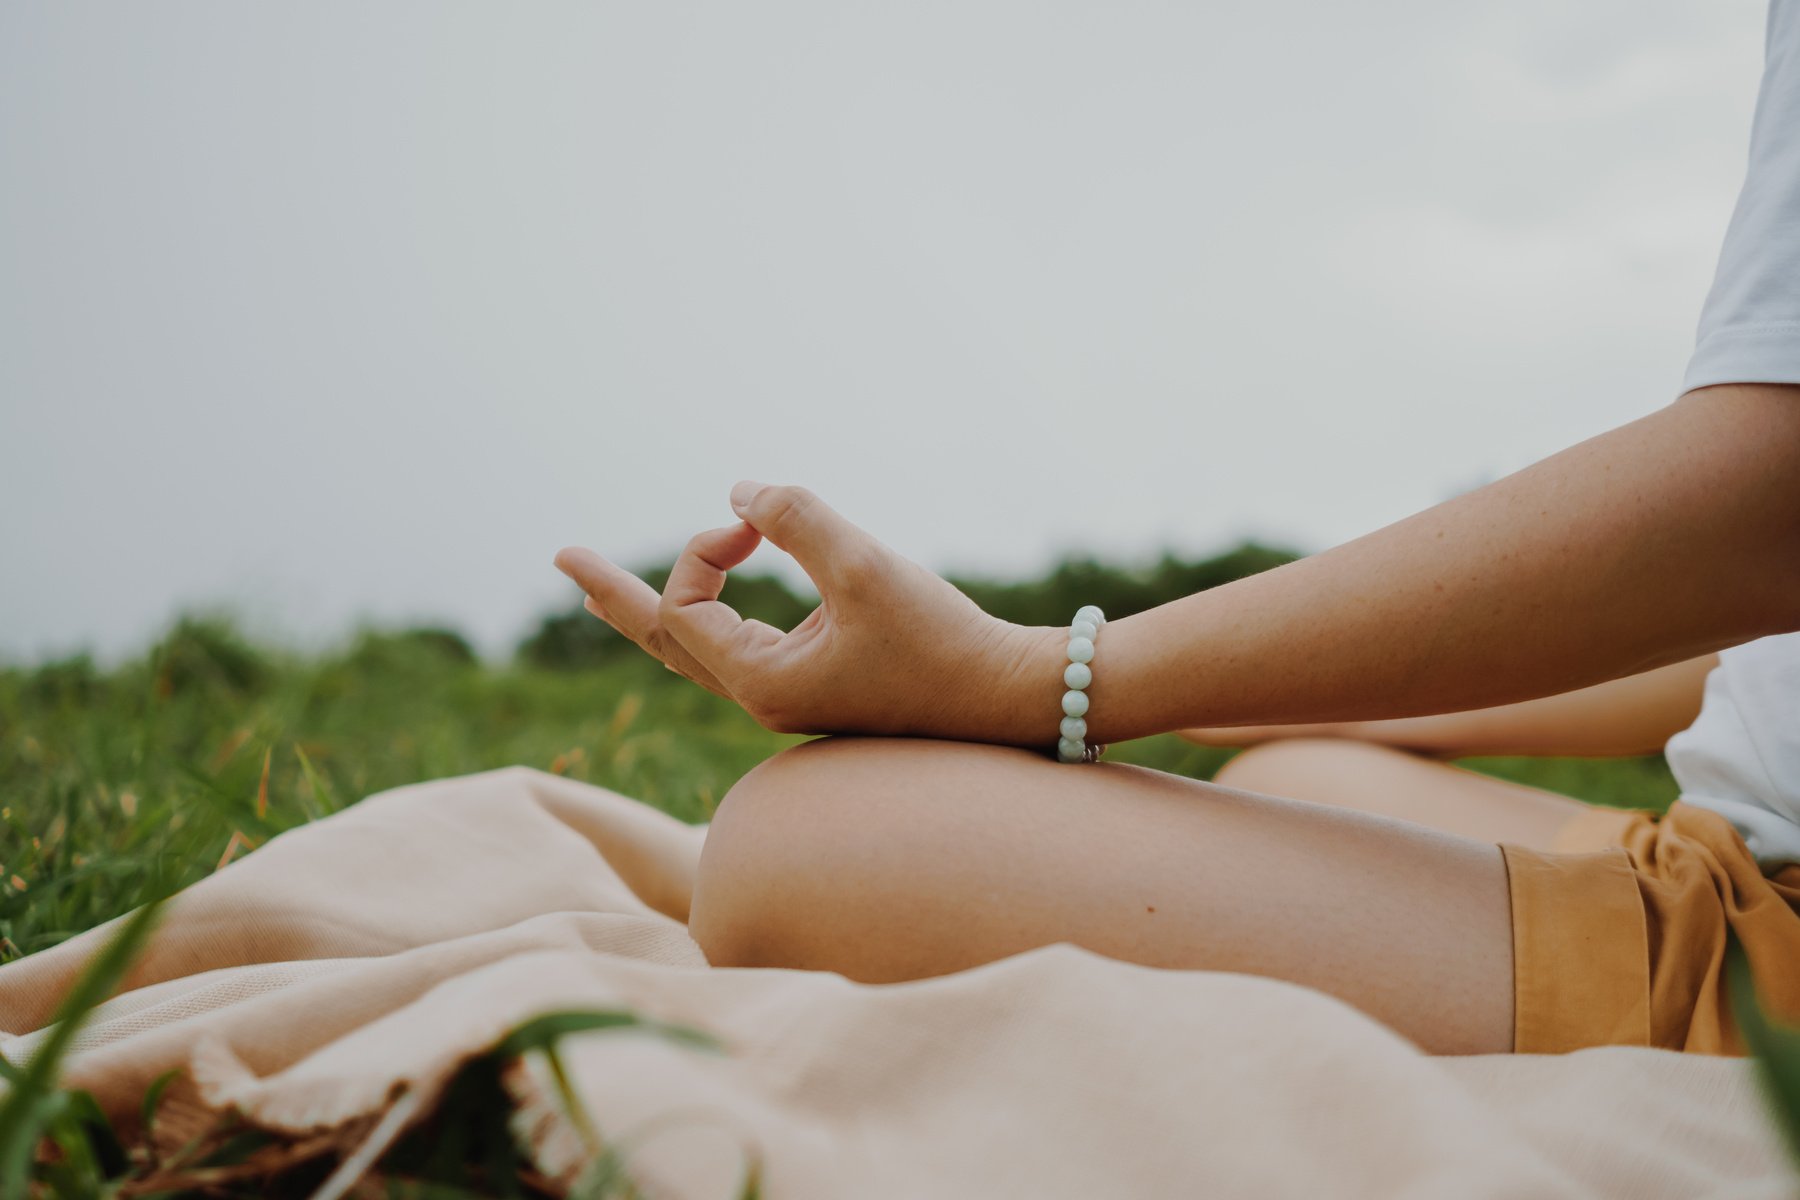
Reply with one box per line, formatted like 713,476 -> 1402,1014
689,736 -> 1049,976
688,738 -> 877,970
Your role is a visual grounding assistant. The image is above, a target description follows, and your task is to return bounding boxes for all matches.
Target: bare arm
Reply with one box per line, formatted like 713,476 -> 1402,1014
1180,653 -> 1719,759
1068,385 -> 1800,745
557,385 -> 1800,750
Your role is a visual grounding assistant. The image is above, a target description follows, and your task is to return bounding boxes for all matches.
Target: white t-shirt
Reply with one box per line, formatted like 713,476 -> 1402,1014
1684,0 -> 1800,391
1665,634 -> 1800,870
1663,5 -> 1800,870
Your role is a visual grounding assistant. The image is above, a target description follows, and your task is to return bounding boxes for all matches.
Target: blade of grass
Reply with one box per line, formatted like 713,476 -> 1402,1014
293,744 -> 336,820
139,1066 -> 181,1154
304,1085 -> 426,1200
1727,936 -> 1800,1167
493,1010 -> 719,1060
0,896 -> 163,1190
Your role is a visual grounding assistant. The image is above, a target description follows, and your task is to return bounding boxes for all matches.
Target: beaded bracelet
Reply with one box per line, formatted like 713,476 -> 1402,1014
1056,605 -> 1107,763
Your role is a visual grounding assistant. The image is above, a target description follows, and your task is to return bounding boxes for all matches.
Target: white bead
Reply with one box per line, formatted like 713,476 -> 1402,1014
1059,605 -> 1104,760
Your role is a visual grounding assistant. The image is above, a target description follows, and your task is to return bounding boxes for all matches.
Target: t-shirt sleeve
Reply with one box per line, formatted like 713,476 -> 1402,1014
1684,0 -> 1800,392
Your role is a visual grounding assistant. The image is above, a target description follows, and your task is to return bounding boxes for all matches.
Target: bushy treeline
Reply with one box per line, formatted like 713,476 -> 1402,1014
4,542 -> 1308,744
6,541 -> 1303,695
518,541 -> 1302,670
9,619 -> 486,711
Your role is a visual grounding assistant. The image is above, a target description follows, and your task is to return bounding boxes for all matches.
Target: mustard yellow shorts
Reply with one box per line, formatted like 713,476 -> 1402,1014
1501,800 -> 1800,1055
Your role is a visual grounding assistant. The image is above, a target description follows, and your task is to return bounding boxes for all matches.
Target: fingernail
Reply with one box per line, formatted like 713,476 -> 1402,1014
730,479 -> 766,513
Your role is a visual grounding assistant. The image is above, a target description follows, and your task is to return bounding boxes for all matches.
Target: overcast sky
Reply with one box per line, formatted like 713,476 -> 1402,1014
0,0 -> 1770,663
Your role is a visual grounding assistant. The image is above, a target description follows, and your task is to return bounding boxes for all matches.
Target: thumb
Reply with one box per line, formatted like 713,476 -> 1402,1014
729,482 -> 877,588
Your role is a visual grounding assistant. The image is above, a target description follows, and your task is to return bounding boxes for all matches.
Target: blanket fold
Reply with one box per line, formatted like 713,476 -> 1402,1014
2,766 -> 1793,1198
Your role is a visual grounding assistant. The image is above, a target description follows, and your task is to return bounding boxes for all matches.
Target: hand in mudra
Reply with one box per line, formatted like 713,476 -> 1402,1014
555,482 -> 1050,744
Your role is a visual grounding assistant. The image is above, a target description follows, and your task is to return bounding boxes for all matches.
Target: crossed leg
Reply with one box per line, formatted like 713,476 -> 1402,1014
688,736 -> 1540,1055
1212,738 -> 1592,849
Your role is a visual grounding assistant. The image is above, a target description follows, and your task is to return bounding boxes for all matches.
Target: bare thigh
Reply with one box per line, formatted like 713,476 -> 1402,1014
1213,738 -> 1589,849
689,737 -> 1516,1055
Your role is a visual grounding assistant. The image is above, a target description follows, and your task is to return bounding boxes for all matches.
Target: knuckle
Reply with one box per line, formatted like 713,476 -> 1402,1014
643,623 -> 674,656
656,589 -> 691,628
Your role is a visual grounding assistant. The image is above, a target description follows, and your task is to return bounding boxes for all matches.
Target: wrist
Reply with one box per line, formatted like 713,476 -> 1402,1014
990,622 -> 1070,749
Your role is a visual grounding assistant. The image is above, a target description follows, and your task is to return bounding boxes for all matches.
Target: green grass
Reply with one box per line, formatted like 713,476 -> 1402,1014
0,618 -> 798,961
0,611 -> 1684,1194
0,614 -> 1680,960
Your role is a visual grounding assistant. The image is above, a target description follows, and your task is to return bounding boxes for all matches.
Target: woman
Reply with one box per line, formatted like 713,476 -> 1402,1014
555,1 -> 1800,1056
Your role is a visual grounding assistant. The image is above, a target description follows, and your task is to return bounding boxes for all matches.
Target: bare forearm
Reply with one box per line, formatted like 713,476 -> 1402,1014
1330,654 -> 1719,757
1179,653 -> 1719,757
1052,385 -> 1800,745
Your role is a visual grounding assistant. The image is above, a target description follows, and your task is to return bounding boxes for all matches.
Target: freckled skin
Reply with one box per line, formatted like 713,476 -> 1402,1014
564,385 -> 1800,1059
560,387 -> 1800,750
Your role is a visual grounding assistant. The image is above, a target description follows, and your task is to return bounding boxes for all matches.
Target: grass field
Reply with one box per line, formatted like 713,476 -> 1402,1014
0,612 -> 1681,964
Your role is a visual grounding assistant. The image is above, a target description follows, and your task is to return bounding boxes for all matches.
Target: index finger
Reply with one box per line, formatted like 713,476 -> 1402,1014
553,546 -> 662,622
552,546 -> 728,692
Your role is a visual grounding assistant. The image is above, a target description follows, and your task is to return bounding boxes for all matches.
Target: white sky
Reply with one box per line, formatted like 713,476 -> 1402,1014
0,0 -> 1771,662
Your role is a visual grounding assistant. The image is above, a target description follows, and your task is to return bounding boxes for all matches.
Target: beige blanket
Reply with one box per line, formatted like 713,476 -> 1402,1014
2,766 -> 1795,1197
